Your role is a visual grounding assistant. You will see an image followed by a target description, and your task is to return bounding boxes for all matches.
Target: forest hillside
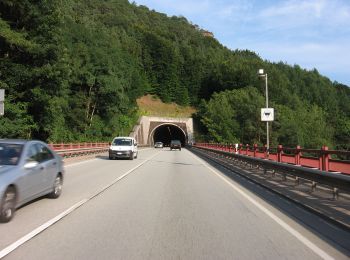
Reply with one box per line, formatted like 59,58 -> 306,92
0,0 -> 349,149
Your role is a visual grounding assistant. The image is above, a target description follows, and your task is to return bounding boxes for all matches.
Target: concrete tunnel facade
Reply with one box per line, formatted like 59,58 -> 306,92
129,116 -> 194,147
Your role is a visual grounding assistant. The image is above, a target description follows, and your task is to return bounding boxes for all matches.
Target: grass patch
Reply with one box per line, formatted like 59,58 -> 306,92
137,95 -> 196,118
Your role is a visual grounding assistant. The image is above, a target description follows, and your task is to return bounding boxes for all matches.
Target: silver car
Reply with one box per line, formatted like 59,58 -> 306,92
0,140 -> 64,223
154,142 -> 163,148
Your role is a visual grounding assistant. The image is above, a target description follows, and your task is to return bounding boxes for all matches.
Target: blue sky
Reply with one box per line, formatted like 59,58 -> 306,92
134,0 -> 350,86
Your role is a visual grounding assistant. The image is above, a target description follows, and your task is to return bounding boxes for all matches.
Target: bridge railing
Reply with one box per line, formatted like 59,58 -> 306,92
48,142 -> 110,158
195,143 -> 350,175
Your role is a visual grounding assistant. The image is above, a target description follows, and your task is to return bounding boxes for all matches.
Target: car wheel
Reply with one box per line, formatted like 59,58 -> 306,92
0,187 -> 16,223
179,148 -> 181,151
135,152 -> 138,159
48,175 -> 63,199
129,152 -> 134,160
109,155 -> 113,160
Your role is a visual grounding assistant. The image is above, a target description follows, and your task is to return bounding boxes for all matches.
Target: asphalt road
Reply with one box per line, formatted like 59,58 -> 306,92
0,148 -> 348,259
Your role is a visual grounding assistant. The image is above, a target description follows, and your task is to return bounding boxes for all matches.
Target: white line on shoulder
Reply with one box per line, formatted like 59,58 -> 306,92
189,151 -> 334,260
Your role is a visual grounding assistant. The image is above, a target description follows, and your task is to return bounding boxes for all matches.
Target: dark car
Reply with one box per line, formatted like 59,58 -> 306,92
0,139 -> 64,223
170,140 -> 181,151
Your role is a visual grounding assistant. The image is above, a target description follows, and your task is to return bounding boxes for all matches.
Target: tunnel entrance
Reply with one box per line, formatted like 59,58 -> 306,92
152,124 -> 187,147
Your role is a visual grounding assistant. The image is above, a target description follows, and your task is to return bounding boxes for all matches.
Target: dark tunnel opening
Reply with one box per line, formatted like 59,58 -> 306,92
153,124 -> 186,147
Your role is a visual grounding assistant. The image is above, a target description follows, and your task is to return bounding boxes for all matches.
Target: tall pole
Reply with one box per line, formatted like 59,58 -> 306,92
0,89 -> 4,116
265,74 -> 269,155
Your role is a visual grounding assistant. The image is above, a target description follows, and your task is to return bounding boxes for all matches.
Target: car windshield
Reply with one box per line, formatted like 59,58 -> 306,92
0,143 -> 23,166
113,139 -> 132,146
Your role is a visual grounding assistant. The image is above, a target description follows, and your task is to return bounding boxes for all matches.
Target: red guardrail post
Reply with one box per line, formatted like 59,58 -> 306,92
320,146 -> 329,171
277,145 -> 283,162
253,144 -> 258,157
264,145 -> 268,158
295,145 -> 301,165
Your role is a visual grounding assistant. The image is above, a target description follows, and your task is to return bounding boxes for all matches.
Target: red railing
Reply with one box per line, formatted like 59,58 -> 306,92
195,143 -> 350,175
49,142 -> 109,150
49,142 -> 110,157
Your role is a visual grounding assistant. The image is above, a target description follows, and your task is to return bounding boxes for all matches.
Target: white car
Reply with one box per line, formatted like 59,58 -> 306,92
109,137 -> 138,160
154,142 -> 163,148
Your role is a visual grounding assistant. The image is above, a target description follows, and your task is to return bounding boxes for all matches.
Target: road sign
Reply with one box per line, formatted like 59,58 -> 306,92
261,108 -> 274,121
0,89 -> 4,101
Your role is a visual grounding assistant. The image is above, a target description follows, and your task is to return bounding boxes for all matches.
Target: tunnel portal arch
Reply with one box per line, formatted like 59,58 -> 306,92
149,123 -> 187,147
130,116 -> 194,146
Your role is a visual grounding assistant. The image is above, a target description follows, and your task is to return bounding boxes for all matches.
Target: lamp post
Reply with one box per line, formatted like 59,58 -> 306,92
258,69 -> 269,155
0,89 -> 4,116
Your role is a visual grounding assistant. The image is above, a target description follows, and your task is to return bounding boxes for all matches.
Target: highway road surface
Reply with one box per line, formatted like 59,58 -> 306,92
0,148 -> 349,259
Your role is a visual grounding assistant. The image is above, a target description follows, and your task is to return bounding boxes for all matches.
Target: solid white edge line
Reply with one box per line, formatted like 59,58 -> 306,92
0,199 -> 87,259
0,150 -> 162,259
65,158 -> 98,168
189,151 -> 335,260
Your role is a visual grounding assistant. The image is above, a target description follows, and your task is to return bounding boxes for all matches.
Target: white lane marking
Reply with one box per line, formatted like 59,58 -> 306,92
0,150 -> 162,259
189,152 -> 335,260
87,150 -> 161,200
0,199 -> 87,259
65,158 -> 98,168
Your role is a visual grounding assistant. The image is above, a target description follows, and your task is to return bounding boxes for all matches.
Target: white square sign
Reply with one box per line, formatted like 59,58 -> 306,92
261,108 -> 274,121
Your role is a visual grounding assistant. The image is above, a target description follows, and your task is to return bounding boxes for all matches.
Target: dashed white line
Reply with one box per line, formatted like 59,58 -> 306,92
0,150 -> 162,259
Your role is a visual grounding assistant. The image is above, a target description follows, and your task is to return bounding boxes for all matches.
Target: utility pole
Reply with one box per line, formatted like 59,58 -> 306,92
258,70 -> 274,156
0,89 -> 4,116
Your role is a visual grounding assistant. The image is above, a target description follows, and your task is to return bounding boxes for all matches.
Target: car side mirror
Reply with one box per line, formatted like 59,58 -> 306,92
24,161 -> 39,169
135,143 -> 138,146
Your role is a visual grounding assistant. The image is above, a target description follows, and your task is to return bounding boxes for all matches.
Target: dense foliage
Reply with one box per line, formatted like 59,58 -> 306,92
0,0 -> 349,149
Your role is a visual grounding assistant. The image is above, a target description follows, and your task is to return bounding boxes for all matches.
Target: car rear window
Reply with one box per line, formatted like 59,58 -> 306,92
171,140 -> 181,145
0,143 -> 24,165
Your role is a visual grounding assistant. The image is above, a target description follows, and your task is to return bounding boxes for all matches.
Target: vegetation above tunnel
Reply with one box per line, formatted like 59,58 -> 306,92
137,95 -> 196,118
0,0 -> 349,149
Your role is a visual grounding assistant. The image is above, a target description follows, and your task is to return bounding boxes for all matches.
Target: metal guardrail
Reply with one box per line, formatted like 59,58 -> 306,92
49,143 -> 110,158
194,146 -> 350,194
197,143 -> 350,174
